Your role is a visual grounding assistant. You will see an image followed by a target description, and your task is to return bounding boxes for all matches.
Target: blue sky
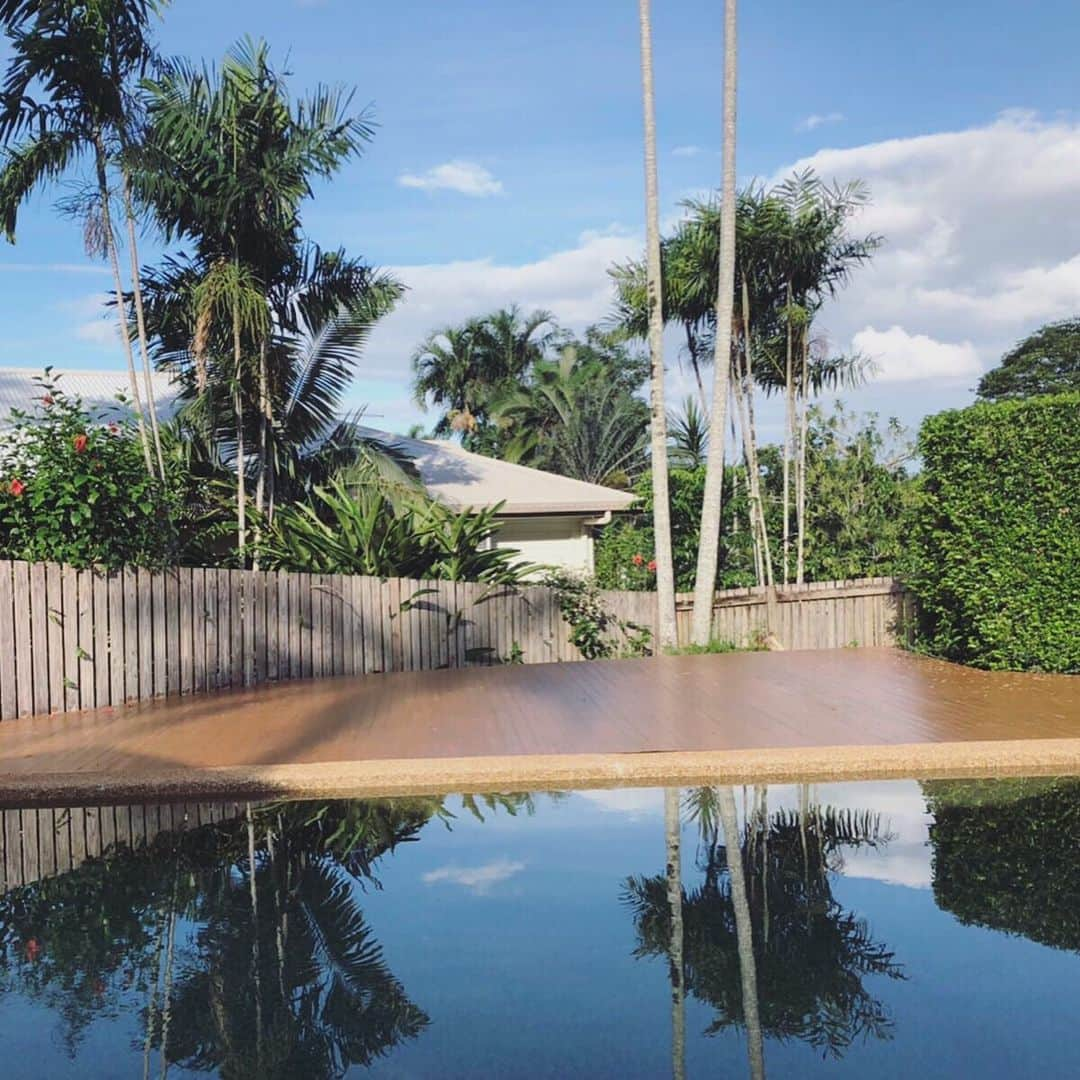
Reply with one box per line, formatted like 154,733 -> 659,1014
1,0 -> 1079,438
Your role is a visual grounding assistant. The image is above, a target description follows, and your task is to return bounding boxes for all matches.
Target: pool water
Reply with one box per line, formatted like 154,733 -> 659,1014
0,777 -> 1078,1078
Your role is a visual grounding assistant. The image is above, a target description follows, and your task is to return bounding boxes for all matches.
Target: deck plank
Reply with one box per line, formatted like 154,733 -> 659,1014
0,649 -> 1077,801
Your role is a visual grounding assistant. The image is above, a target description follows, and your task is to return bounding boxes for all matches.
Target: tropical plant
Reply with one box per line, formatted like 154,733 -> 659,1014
668,396 -> 709,468
256,474 -> 533,584
412,306 -> 557,453
492,345 -> 649,485
0,372 -> 178,568
635,0 -> 678,648
976,317 -> 1080,401
0,0 -> 167,476
134,38 -> 398,558
545,569 -> 652,659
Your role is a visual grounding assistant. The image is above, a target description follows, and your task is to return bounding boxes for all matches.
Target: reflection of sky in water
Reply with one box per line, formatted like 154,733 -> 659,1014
0,780 -> 1078,1079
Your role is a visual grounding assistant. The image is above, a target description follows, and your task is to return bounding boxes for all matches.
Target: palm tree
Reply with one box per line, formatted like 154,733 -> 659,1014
411,305 -> 557,454
665,788 -> 686,1080
0,0 -> 166,476
690,0 -> 739,644
133,39 -> 396,559
491,347 -> 649,485
669,395 -> 709,468
637,0 -> 678,649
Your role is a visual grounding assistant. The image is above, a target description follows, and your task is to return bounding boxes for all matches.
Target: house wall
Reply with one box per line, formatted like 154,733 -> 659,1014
493,515 -> 596,575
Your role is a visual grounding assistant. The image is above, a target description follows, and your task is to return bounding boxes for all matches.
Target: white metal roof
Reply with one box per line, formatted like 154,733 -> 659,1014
358,427 -> 636,516
0,367 -> 636,517
0,367 -> 181,423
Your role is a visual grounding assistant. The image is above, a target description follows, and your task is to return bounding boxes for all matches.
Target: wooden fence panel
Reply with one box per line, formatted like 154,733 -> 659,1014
0,561 -> 911,720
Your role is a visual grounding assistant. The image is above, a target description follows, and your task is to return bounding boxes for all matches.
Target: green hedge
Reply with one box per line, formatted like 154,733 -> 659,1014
905,392 -> 1079,672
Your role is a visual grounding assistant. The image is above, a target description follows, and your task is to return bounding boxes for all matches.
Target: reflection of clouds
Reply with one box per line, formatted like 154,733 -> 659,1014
422,859 -> 525,895
577,787 -> 664,819
817,780 -> 933,890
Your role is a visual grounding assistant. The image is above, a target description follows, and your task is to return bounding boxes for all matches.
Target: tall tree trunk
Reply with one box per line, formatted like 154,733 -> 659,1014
782,282 -> 794,585
685,325 -> 708,413
739,279 -> 774,589
733,377 -> 763,584
665,787 -> 686,1080
638,0 -> 678,649
796,335 -> 810,584
234,301 -> 247,561
93,137 -> 153,476
718,785 -> 766,1080
253,337 -> 270,568
690,0 -> 738,646
121,171 -> 166,483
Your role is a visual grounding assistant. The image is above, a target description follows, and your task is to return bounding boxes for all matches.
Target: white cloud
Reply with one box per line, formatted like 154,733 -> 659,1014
422,858 -> 525,895
354,228 -> 641,426
778,111 -> 1080,394
798,111 -> 845,132
398,160 -> 504,197
853,325 -> 981,382
672,145 -> 704,158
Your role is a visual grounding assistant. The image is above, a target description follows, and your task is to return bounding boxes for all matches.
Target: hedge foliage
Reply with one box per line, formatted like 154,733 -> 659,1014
904,393 -> 1079,672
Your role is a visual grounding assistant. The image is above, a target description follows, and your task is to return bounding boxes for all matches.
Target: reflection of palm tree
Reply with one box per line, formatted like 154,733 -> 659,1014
664,788 -> 686,1080
625,786 -> 904,1064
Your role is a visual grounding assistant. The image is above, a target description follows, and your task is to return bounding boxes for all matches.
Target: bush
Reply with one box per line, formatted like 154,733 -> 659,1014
904,393 -> 1079,672
0,374 -> 178,569
256,475 -> 533,583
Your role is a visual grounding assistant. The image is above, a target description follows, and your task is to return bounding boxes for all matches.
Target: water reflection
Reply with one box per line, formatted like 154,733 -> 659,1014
1,780 -> 1079,1076
925,777 -> 1080,951
625,785 -> 905,1077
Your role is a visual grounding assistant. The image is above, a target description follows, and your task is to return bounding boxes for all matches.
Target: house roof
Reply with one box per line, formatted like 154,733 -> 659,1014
357,428 -> 637,516
0,367 -> 182,423
0,367 -> 636,516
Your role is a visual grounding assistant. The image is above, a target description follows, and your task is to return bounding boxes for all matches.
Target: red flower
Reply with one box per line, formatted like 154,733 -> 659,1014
41,394 -> 54,407
9,478 -> 25,497
631,553 -> 644,567
73,433 -> 88,453
23,937 -> 41,962
647,560 -> 657,572
107,421 -> 119,434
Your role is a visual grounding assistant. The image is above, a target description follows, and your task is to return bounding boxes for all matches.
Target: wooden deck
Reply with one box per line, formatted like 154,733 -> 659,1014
0,648 -> 1078,803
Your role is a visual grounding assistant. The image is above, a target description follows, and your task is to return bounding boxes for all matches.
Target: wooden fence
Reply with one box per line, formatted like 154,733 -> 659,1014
0,800 -> 238,890
0,560 -> 912,722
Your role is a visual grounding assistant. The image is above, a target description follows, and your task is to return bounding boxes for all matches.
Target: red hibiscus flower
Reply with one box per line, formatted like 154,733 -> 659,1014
23,937 -> 41,962
647,559 -> 657,572
107,421 -> 119,434
73,433 -> 88,453
41,394 -> 54,407
9,478 -> 25,497
631,553 -> 645,567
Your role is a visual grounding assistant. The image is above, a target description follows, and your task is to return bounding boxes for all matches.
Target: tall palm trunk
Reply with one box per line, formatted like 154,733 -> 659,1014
782,282 -> 794,585
738,279 -> 773,588
796,334 -> 810,584
233,299 -> 247,560
718,785 -> 765,1080
638,0 -> 678,649
93,135 -> 153,475
690,0 -> 738,646
664,787 -> 685,1080
122,171 -> 166,482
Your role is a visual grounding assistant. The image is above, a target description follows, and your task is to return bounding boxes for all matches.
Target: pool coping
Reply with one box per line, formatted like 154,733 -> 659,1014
6,737 -> 1080,806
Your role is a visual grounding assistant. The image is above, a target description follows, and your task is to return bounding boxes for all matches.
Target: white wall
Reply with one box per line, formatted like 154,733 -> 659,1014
493,515 -> 596,575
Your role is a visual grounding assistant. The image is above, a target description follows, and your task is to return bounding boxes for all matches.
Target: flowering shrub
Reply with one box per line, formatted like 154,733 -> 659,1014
545,569 -> 652,659
0,373 -> 178,569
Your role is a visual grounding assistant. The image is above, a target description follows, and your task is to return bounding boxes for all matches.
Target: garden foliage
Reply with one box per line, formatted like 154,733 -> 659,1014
904,393 -> 1079,672
0,377 -> 178,569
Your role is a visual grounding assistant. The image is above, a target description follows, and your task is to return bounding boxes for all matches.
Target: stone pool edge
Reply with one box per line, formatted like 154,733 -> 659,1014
6,736 -> 1080,806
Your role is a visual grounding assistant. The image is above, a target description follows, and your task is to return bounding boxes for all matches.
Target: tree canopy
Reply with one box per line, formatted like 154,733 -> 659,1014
976,318 -> 1080,401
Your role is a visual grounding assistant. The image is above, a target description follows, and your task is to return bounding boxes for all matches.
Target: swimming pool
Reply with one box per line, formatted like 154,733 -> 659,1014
0,777 -> 1077,1077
